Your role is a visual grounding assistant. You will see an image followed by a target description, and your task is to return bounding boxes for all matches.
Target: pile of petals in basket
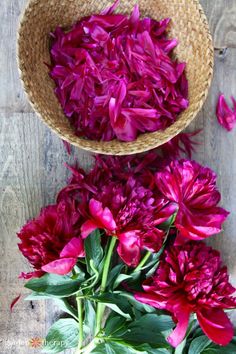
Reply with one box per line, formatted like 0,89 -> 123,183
49,0 -> 189,141
17,133 -> 236,351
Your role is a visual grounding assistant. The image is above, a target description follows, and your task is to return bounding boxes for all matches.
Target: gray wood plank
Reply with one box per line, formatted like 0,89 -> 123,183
200,0 -> 236,48
188,47 -> 236,281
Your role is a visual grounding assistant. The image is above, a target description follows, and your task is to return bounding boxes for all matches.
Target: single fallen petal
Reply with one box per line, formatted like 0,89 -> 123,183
216,94 -> 236,131
10,294 -> 21,312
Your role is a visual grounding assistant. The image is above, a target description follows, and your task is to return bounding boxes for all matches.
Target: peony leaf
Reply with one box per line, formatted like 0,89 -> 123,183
106,263 -> 124,289
25,273 -> 85,298
84,229 -> 103,275
90,341 -> 149,354
188,336 -> 211,354
105,313 -> 127,337
42,318 -> 78,353
113,273 -> 133,289
84,300 -> 96,336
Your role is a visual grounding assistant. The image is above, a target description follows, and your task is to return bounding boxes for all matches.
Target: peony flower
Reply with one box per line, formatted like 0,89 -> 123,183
81,192 -> 174,267
49,2 -> 188,142
216,94 -> 236,131
155,159 -> 229,240
18,201 -> 84,278
58,154 -> 176,267
135,241 -> 236,347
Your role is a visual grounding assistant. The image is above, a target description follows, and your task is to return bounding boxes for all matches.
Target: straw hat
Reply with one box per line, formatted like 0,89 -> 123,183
17,0 -> 214,155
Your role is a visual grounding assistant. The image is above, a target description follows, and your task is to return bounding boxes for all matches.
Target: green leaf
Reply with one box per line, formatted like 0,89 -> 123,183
91,342 -> 171,354
53,298 -> 78,320
135,345 -> 170,354
42,319 -> 78,353
25,292 -> 56,300
85,229 -> 103,275
84,300 -> 96,336
113,274 -> 133,289
90,341 -> 145,354
106,264 -> 124,288
92,292 -> 156,320
119,314 -> 173,348
25,273 -> 85,298
202,343 -> 236,354
188,336 -> 211,354
175,339 -> 186,354
105,314 -> 127,336
104,302 -> 131,319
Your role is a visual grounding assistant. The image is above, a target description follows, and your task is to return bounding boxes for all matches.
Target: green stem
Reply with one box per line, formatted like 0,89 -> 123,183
133,251 -> 152,272
76,296 -> 84,352
95,237 -> 117,334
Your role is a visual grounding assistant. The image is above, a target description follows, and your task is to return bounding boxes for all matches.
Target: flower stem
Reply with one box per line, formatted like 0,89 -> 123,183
95,237 -> 117,334
133,251 -> 152,272
76,296 -> 83,352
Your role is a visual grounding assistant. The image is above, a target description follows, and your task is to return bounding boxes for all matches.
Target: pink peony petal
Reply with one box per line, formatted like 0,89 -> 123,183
60,237 -> 85,258
81,220 -> 98,239
117,231 -> 141,267
167,307 -> 191,348
89,199 -> 117,231
197,308 -> 234,346
42,258 -> 77,275
216,94 -> 236,131
10,294 -> 21,312
134,292 -> 167,309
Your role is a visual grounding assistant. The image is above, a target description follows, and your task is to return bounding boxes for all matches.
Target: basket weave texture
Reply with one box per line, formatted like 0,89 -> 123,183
17,0 -> 214,155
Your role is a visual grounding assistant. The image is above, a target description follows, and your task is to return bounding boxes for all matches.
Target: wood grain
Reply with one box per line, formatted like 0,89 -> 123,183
0,0 -> 236,353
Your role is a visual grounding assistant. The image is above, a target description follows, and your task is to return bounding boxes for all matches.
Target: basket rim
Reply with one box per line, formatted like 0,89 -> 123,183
16,0 -> 214,156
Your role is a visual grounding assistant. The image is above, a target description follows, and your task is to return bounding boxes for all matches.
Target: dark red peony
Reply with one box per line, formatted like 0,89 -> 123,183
135,241 -> 236,347
155,159 -> 229,240
18,200 -> 84,278
57,154 -> 176,267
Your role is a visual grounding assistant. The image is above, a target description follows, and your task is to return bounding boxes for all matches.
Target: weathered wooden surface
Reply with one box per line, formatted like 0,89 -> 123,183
0,0 -> 236,353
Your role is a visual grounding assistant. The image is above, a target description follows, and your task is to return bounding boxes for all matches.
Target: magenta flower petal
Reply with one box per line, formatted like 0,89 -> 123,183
60,237 -> 85,258
134,292 -> 167,309
216,94 -> 236,131
89,199 -> 117,231
197,308 -> 234,346
42,258 -> 77,275
81,220 -> 98,238
167,306 -> 191,347
117,231 -> 141,267
19,271 -> 44,279
10,294 -> 21,312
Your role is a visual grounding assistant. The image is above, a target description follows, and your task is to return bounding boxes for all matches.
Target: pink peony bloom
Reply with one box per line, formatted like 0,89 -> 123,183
135,241 -> 236,347
58,154 -> 176,267
155,160 -> 229,240
49,2 -> 188,142
216,94 -> 236,131
18,201 -> 84,278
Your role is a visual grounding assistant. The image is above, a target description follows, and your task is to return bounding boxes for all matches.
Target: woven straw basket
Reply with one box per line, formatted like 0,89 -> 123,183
17,0 -> 213,155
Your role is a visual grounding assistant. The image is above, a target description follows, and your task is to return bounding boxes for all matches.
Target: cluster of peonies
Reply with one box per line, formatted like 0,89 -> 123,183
49,0 -> 188,141
18,132 -> 236,348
